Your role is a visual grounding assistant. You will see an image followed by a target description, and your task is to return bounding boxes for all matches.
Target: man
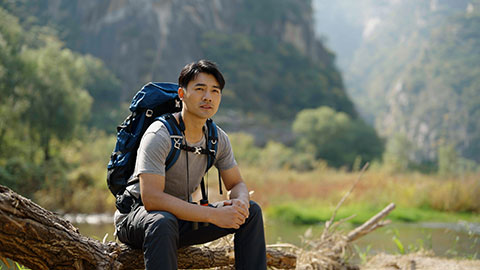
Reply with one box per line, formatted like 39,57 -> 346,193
114,60 -> 267,269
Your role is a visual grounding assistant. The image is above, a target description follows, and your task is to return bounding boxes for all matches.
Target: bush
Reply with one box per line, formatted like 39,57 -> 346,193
293,106 -> 384,168
228,132 -> 260,165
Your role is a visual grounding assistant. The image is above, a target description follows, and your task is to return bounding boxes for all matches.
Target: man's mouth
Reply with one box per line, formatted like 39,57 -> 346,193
200,104 -> 212,109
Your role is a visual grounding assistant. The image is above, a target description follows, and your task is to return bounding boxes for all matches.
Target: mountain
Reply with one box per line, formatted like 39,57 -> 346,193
313,0 -> 480,164
2,0 -> 356,122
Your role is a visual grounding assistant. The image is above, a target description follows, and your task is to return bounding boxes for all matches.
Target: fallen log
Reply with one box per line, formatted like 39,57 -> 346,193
0,185 -> 296,269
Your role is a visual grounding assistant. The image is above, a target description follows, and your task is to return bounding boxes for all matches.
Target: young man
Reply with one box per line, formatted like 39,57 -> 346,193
114,60 -> 267,269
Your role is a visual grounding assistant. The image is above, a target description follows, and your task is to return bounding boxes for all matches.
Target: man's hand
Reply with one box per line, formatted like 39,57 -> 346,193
210,199 -> 249,229
224,199 -> 249,218
212,166 -> 251,229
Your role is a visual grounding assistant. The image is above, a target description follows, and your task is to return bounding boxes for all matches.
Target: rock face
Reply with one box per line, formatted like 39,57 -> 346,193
39,0 -> 326,99
338,0 -> 480,163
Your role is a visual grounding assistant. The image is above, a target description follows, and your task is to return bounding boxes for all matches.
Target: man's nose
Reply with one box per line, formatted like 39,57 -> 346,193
203,91 -> 212,101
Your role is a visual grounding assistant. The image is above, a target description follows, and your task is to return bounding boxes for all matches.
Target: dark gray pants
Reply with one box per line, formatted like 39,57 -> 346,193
116,201 -> 267,270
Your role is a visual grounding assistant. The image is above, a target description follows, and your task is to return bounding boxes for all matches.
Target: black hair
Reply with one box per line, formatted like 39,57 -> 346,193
178,60 -> 225,90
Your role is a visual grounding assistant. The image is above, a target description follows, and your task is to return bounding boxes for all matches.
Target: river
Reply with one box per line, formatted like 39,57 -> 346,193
68,214 -> 480,259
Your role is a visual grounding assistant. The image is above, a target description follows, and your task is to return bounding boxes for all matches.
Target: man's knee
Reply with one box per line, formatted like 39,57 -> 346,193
142,211 -> 179,267
248,201 -> 263,219
145,211 -> 179,239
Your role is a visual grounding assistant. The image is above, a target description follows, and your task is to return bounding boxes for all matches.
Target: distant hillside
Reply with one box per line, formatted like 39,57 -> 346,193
345,0 -> 480,163
2,0 -> 356,122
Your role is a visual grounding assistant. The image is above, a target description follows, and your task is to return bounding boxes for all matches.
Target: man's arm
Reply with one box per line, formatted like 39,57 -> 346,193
219,165 -> 250,220
140,172 -> 248,229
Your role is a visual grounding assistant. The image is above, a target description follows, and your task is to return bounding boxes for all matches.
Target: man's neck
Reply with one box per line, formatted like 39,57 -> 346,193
179,111 -> 206,144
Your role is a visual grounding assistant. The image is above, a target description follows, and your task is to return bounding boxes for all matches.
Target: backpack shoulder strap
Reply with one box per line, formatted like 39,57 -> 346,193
205,118 -> 223,195
156,113 -> 183,171
205,118 -> 218,172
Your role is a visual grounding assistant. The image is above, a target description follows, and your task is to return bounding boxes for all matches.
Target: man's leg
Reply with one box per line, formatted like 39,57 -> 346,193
178,201 -> 267,270
232,201 -> 267,269
116,206 -> 179,270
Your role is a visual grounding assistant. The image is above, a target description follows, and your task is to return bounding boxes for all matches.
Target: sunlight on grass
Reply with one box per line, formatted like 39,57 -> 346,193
242,166 -> 480,224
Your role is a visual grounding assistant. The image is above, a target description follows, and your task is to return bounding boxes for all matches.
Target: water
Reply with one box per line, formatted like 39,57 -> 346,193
70,215 -> 480,259
264,219 -> 480,259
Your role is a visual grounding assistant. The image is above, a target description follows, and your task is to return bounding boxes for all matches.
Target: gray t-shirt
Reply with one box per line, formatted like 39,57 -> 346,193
114,120 -> 237,225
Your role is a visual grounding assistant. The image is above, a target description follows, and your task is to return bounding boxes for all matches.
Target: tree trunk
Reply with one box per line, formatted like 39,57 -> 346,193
0,185 -> 296,269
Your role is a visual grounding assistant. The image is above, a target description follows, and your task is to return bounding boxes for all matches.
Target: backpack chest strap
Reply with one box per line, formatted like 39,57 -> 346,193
179,144 -> 215,156
158,114 -> 218,171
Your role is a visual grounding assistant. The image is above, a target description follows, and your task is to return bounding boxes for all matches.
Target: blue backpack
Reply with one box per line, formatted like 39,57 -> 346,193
107,82 -> 219,211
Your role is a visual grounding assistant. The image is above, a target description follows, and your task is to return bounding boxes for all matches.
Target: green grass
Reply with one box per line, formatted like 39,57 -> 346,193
266,201 -> 480,225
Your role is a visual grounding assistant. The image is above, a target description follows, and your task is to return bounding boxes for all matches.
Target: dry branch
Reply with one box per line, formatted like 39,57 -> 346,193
346,203 -> 396,242
322,162 -> 369,240
0,185 -> 296,269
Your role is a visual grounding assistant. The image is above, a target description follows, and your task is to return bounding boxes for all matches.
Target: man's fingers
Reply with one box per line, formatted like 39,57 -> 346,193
232,199 -> 249,218
232,204 -> 248,219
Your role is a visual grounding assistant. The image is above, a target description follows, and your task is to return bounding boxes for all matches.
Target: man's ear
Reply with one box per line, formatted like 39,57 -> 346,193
178,87 -> 184,99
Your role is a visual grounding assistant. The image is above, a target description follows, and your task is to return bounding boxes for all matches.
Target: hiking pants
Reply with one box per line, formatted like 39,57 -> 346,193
116,201 -> 267,270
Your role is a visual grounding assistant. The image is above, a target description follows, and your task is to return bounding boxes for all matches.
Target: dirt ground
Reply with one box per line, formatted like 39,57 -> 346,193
361,252 -> 480,270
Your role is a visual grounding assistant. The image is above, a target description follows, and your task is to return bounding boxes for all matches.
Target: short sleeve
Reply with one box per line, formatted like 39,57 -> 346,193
134,122 -> 171,177
214,126 -> 237,171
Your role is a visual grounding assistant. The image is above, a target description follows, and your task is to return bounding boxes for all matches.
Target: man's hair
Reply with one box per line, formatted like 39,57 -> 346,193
178,60 -> 225,90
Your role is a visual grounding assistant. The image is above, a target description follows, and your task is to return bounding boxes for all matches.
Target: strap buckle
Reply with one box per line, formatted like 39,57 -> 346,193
145,109 -> 154,117
172,137 -> 182,150
193,146 -> 202,155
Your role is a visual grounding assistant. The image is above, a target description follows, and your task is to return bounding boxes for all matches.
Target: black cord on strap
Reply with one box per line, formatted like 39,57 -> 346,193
218,169 -> 222,195
185,138 -> 190,202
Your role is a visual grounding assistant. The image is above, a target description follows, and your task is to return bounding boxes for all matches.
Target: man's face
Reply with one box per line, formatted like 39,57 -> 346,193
180,72 -> 222,120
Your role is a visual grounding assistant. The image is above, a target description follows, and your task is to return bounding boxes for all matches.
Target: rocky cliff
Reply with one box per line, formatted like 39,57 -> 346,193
25,0 -> 331,100
344,0 -> 480,163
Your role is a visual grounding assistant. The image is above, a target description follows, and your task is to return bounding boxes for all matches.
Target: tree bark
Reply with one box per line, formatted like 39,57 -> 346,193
0,185 -> 296,269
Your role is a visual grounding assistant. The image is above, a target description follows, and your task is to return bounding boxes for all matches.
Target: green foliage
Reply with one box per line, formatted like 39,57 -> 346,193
292,106 -> 383,168
234,0 -> 309,29
229,133 -> 318,171
392,235 -> 406,254
0,8 -> 120,205
33,130 -> 116,212
258,141 -> 294,169
21,39 -> 93,159
353,244 -> 371,265
201,29 -> 355,120
228,133 -> 260,165
81,56 -> 125,131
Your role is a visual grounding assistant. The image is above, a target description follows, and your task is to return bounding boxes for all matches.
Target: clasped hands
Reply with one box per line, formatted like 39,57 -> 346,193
211,198 -> 250,229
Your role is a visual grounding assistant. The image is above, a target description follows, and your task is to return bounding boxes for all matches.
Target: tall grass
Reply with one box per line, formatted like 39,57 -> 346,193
27,129 -> 480,220
239,165 -> 480,223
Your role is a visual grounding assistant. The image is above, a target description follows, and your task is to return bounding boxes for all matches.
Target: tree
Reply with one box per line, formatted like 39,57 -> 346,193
20,38 -> 93,161
293,106 -> 383,168
81,55 -> 124,132
0,7 -> 28,156
0,8 -> 120,199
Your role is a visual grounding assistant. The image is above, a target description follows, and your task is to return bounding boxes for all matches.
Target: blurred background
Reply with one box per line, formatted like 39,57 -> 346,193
0,0 -> 479,261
